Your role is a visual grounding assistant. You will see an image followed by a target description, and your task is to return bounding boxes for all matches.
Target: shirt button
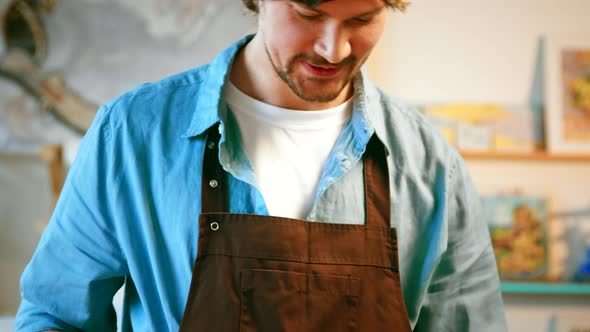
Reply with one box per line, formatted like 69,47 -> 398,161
342,159 -> 351,168
209,179 -> 219,188
207,141 -> 216,150
210,222 -> 219,231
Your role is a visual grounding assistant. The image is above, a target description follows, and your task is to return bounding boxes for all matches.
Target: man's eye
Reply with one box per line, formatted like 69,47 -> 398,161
352,17 -> 372,25
296,11 -> 321,20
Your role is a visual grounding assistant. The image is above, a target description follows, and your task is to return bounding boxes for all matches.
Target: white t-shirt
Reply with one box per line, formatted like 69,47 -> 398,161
223,82 -> 353,219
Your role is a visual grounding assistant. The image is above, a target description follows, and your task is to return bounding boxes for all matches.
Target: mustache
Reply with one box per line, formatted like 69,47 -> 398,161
292,53 -> 357,67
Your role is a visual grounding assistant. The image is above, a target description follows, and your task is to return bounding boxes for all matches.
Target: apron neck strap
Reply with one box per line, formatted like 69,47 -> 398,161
201,124 -> 391,229
201,123 -> 229,213
363,134 -> 391,229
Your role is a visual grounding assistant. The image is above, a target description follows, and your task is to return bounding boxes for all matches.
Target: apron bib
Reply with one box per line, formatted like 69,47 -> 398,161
179,124 -> 411,331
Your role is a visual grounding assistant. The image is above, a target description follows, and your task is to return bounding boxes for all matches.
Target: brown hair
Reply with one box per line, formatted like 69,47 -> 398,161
242,0 -> 409,13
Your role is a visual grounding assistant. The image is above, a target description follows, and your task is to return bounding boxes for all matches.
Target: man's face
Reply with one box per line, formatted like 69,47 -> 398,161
258,0 -> 388,103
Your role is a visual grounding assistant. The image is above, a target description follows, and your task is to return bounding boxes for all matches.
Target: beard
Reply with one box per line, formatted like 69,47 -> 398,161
264,44 -> 358,103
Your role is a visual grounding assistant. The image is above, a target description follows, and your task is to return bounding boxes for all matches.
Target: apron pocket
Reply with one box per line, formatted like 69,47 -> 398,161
239,269 -> 360,332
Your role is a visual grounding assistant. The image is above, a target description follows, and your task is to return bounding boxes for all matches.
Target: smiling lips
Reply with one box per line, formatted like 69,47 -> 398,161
302,61 -> 344,78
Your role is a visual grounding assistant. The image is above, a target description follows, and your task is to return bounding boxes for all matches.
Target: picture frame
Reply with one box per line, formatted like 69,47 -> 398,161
481,194 -> 549,281
420,103 -> 540,152
545,35 -> 590,153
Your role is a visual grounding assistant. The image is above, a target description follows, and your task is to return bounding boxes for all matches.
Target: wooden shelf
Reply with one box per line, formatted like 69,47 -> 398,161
460,150 -> 590,162
501,282 -> 590,295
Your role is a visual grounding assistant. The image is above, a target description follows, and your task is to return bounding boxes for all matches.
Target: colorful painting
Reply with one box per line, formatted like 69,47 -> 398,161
421,103 -> 540,152
561,50 -> 590,142
558,209 -> 590,282
482,194 -> 549,280
545,36 -> 590,153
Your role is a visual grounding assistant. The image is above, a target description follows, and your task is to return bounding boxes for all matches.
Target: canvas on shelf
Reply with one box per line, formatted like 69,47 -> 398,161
420,103 -> 540,152
482,194 -> 549,280
545,34 -> 590,153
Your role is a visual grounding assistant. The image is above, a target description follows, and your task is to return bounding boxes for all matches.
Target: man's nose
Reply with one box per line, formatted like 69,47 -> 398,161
313,22 -> 351,64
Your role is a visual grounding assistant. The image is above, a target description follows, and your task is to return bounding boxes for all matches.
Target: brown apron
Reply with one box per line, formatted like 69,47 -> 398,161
179,124 -> 412,331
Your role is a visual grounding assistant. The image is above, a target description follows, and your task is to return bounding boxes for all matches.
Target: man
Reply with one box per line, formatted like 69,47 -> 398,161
16,0 -> 508,331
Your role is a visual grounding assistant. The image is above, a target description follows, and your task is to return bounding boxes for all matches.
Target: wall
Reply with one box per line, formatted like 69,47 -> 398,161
1,0 -> 257,161
367,0 -> 590,104
0,154 -> 53,315
366,0 -> 590,331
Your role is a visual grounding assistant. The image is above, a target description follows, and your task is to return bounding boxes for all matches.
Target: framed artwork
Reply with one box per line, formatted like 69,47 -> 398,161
481,194 -> 549,281
421,103 -> 540,152
545,35 -> 590,153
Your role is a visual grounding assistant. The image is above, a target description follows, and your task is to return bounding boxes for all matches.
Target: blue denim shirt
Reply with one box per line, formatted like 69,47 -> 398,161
17,35 -> 507,331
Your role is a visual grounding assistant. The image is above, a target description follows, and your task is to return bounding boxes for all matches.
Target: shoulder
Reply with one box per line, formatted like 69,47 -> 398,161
97,63 -> 211,134
366,81 -> 461,178
109,63 -> 210,106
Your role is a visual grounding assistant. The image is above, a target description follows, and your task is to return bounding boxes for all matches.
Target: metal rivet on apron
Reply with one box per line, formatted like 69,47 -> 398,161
210,222 -> 219,231
209,179 -> 218,188
207,141 -> 215,150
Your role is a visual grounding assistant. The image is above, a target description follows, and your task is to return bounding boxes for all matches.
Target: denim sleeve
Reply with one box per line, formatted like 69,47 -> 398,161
16,104 -> 127,332
414,152 -> 508,331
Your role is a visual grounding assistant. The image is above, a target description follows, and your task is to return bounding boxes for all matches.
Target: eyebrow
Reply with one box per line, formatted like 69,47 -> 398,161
298,3 -> 385,19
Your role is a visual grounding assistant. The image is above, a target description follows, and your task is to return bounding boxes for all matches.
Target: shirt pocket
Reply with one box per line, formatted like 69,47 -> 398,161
239,269 -> 360,332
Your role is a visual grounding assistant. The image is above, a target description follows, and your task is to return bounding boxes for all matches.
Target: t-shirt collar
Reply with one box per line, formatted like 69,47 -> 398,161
182,34 -> 379,146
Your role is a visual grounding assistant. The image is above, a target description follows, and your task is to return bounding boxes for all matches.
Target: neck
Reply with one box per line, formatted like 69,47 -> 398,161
229,34 -> 352,111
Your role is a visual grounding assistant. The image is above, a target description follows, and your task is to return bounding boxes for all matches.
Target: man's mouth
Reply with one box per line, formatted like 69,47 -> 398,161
302,61 -> 343,78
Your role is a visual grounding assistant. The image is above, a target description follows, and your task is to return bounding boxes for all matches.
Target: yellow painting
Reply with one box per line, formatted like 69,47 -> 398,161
546,36 -> 590,153
482,195 -> 549,280
422,103 -> 539,152
562,49 -> 590,142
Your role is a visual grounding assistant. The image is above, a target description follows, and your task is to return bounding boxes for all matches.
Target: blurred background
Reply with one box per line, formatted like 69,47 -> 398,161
1,0 -> 589,331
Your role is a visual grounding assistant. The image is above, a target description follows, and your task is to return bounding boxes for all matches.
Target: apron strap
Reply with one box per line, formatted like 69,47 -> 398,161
201,123 -> 228,213
363,134 -> 391,229
201,123 -> 391,229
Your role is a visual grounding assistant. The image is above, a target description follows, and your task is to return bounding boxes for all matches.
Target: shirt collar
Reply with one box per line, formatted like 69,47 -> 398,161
349,70 -> 375,149
182,34 -> 383,146
182,34 -> 254,138
355,70 -> 390,155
